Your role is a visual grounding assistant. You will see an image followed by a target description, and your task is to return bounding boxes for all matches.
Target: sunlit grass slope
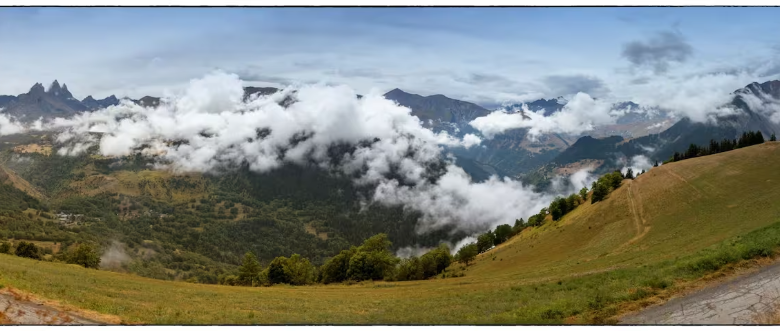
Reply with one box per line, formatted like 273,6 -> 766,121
0,142 -> 779,324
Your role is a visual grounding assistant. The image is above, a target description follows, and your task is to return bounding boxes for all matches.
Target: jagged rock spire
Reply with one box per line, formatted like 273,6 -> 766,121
48,80 -> 61,93
28,82 -> 45,95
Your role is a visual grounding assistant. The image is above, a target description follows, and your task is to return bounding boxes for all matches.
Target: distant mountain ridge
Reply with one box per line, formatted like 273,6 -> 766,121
522,80 -> 780,190
0,81 -> 284,121
383,88 -> 576,178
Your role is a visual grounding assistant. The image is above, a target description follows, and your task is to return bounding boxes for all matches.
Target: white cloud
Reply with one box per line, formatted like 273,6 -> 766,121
451,235 -> 478,254
372,165 -> 552,234
738,88 -> 780,124
620,155 -> 653,176
549,167 -> 598,197
469,92 -> 621,139
617,71 -> 756,123
395,246 -> 433,259
45,71 -> 544,235
0,114 -> 25,135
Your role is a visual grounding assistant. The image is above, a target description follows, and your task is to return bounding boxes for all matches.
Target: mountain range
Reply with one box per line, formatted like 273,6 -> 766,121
0,81 -> 283,121
2,79 -> 778,185
521,80 -> 780,189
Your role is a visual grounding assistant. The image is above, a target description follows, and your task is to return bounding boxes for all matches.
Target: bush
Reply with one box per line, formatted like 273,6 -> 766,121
218,274 -> 239,286
456,243 -> 478,266
268,256 -> 291,285
284,254 -> 317,285
393,257 -> 424,281
264,254 -> 316,285
14,241 -> 41,260
66,243 -> 101,268
477,231 -> 495,253
345,234 -> 398,282
319,247 -> 355,284
493,224 -> 513,245
0,242 -> 11,254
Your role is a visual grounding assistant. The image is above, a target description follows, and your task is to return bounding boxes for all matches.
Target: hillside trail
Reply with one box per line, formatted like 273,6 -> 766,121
613,181 -> 651,253
619,260 -> 780,324
0,288 -> 111,325
663,167 -> 703,197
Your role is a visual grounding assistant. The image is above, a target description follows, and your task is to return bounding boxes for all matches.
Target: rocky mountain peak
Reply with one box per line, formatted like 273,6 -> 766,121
28,83 -> 45,95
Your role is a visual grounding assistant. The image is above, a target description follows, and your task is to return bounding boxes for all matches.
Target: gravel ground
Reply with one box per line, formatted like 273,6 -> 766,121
620,262 -> 780,324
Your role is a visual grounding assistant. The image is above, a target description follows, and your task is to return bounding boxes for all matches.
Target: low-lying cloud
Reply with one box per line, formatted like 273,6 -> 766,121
738,87 -> 780,124
549,167 -> 599,197
620,155 -> 653,176
0,114 -> 27,136
469,92 -> 622,139
43,71 -> 555,235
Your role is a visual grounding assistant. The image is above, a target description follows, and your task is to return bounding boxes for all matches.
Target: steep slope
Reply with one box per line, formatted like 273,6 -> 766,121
482,142 -> 780,279
0,165 -> 45,201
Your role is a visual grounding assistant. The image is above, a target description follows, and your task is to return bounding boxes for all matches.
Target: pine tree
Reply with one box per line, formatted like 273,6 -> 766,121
238,251 -> 262,286
709,139 -> 719,154
771,133 -> 777,142
591,183 -> 609,204
625,168 -> 634,179
653,160 -> 659,167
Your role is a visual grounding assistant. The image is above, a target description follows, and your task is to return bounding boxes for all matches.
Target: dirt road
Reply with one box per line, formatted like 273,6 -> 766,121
620,262 -> 780,324
0,289 -> 102,325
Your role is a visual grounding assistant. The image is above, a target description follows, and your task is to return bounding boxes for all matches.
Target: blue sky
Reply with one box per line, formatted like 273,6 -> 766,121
1,7 -> 779,107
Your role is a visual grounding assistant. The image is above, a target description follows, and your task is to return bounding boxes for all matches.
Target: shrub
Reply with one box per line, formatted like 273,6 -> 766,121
456,243 -> 478,266
66,243 -> 101,268
14,241 -> 41,260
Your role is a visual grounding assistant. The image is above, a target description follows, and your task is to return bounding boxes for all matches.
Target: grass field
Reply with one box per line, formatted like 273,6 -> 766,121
0,142 -> 779,324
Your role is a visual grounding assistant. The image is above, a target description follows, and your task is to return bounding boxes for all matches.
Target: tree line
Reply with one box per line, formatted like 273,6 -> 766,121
669,130 -> 769,163
0,240 -> 101,269
218,233 -> 458,287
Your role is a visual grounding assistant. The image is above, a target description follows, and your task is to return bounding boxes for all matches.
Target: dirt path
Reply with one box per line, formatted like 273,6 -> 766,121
663,167 -> 703,197
0,289 -> 105,325
614,182 -> 651,252
620,262 -> 780,324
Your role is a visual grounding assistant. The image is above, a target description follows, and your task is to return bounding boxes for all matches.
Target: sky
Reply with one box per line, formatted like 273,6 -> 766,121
1,7 -> 780,107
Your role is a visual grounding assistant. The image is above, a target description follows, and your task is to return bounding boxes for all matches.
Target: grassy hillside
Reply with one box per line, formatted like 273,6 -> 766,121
0,142 -> 779,324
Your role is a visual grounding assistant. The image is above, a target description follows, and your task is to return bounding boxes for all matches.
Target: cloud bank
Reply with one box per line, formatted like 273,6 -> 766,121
469,92 -> 622,139
45,71 -> 556,235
